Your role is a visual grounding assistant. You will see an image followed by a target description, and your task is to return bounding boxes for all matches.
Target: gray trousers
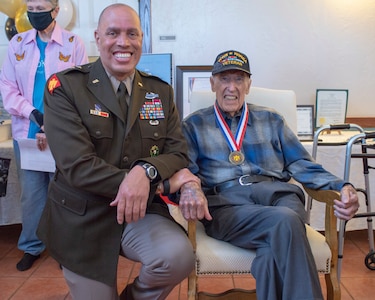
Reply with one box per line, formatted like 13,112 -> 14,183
204,181 -> 324,300
63,214 -> 195,300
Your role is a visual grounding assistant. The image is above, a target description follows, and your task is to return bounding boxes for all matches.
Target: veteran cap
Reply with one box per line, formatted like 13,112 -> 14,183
212,50 -> 251,76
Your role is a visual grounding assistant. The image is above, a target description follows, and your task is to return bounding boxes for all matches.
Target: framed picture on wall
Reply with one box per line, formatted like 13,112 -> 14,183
297,105 -> 315,141
175,65 -> 212,119
137,53 -> 172,84
315,89 -> 348,127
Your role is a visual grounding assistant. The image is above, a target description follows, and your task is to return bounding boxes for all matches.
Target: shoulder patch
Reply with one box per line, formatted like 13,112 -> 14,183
47,74 -> 61,95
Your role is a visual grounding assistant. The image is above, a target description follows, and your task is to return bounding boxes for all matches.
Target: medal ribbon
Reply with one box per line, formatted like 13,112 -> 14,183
214,102 -> 249,152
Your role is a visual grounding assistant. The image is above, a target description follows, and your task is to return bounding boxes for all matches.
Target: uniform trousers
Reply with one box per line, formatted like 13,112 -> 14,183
63,213 -> 195,300
203,181 -> 324,300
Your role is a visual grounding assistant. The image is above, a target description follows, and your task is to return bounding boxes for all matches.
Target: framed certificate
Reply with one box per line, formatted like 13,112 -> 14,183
297,105 -> 314,137
315,89 -> 348,127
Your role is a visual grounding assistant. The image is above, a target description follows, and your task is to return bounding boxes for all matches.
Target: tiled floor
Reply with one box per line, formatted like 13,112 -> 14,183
0,224 -> 374,299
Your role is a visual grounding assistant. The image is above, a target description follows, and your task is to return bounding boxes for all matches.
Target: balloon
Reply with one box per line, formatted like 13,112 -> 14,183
56,0 -> 73,29
15,4 -> 32,33
5,17 -> 18,40
0,0 -> 23,18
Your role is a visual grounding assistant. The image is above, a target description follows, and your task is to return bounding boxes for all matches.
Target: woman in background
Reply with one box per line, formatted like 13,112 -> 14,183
0,0 -> 87,271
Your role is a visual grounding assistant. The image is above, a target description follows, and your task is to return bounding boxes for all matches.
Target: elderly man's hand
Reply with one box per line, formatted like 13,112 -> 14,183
334,184 -> 359,220
179,181 -> 212,221
167,168 -> 201,194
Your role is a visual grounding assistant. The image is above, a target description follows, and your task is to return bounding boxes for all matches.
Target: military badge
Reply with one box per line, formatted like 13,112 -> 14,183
149,120 -> 159,126
139,95 -> 165,120
90,104 -> 109,118
150,145 -> 160,157
47,74 -> 61,94
145,92 -> 159,99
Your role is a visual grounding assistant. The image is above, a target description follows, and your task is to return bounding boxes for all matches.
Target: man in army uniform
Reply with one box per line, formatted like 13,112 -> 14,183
37,4 -> 205,300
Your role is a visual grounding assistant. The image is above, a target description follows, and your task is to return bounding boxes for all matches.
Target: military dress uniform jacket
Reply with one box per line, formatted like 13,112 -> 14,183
37,59 -> 189,286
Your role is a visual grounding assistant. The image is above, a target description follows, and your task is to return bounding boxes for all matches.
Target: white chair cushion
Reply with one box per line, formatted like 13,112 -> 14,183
195,221 -> 330,275
169,205 -> 331,275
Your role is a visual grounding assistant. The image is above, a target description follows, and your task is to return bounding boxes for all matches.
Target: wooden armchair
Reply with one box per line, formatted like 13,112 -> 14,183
181,187 -> 340,300
172,87 -> 340,299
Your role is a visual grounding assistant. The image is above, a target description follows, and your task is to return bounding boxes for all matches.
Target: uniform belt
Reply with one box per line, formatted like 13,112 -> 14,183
209,174 -> 274,194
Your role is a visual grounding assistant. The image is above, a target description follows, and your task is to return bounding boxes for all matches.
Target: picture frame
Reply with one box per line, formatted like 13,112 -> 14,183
137,53 -> 172,84
175,65 -> 212,119
315,89 -> 348,127
139,0 -> 152,53
297,105 -> 315,137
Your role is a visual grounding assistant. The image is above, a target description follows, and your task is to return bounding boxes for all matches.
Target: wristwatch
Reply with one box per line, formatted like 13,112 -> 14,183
141,163 -> 158,181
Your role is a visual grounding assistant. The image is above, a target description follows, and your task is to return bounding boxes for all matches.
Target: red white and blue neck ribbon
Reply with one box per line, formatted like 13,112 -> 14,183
214,103 -> 248,152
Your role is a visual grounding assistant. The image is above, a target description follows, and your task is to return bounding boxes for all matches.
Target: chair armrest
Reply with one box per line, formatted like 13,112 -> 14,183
188,220 -> 197,251
302,187 -> 339,277
303,187 -> 339,207
187,220 -> 197,300
302,187 -> 339,234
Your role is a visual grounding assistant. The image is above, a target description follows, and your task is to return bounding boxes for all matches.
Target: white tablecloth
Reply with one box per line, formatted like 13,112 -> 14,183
0,139 -> 21,226
303,140 -> 375,231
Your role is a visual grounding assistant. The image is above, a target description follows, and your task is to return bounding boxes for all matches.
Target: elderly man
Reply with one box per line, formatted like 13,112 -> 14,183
179,50 -> 359,300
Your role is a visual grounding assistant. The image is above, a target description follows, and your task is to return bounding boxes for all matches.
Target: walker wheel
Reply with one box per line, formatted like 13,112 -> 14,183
365,251 -> 375,270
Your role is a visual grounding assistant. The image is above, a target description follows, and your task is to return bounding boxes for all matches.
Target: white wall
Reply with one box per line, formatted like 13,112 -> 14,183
1,0 -> 374,117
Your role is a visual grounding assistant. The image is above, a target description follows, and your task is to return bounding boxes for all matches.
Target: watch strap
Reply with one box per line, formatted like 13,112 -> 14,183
162,179 -> 170,195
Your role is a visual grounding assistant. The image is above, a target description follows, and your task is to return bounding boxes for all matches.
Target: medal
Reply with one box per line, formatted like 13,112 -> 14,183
229,151 -> 245,165
214,103 -> 249,165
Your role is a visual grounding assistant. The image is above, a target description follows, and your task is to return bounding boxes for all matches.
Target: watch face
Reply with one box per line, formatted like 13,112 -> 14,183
143,163 -> 157,180
147,166 -> 157,179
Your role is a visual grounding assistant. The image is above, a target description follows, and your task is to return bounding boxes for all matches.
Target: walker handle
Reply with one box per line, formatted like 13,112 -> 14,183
364,132 -> 375,139
328,124 -> 351,130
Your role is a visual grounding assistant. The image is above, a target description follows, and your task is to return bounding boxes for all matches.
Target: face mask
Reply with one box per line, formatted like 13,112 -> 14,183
27,8 -> 55,31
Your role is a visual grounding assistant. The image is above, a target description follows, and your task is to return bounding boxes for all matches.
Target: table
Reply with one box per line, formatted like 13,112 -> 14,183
0,139 -> 21,225
303,139 -> 375,231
